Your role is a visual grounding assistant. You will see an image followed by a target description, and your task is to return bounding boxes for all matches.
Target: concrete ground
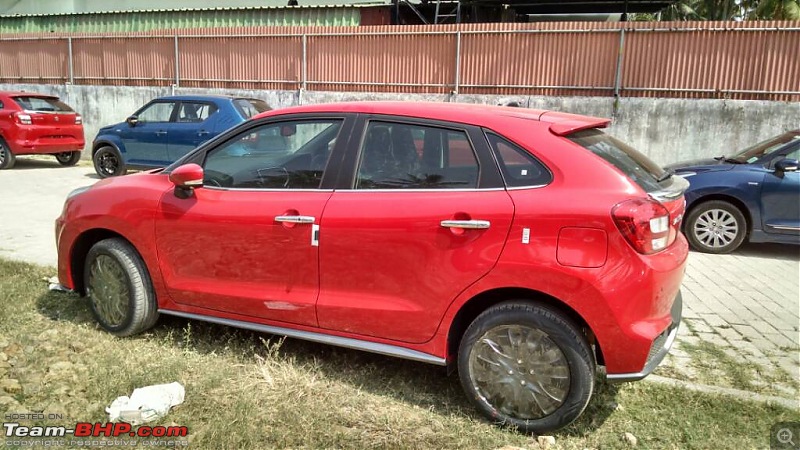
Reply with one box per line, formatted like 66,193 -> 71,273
1,156 -> 798,400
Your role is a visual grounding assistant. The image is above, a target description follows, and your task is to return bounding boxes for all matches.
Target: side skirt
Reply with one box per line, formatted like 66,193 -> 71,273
158,309 -> 447,366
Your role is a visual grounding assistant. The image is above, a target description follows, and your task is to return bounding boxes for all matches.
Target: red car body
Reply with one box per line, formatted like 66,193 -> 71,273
56,102 -> 687,430
0,91 -> 85,168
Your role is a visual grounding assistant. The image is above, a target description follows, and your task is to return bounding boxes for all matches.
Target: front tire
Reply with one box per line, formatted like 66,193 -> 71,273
93,146 -> 127,178
0,138 -> 16,170
685,200 -> 747,254
84,238 -> 158,337
55,151 -> 82,166
458,302 -> 595,434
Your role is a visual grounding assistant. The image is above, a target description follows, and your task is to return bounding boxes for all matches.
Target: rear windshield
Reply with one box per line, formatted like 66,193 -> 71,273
234,98 -> 271,119
13,96 -> 74,112
568,129 -> 668,193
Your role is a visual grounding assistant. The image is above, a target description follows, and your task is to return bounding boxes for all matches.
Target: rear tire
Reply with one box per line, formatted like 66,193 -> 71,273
458,301 -> 595,434
93,146 -> 127,178
55,151 -> 82,166
84,238 -> 159,337
0,138 -> 16,170
685,200 -> 747,254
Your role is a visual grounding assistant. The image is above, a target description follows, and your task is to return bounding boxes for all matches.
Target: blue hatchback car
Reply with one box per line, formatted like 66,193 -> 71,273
91,95 -> 270,178
666,130 -> 800,253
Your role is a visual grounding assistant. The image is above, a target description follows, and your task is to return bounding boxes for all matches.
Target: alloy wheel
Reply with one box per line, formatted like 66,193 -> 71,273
87,254 -> 130,327
98,151 -> 119,176
693,208 -> 739,249
468,325 -> 571,419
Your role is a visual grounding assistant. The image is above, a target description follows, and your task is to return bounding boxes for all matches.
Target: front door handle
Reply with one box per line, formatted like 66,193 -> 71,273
155,131 -> 167,136
440,220 -> 491,230
275,215 -> 315,224
197,130 -> 210,137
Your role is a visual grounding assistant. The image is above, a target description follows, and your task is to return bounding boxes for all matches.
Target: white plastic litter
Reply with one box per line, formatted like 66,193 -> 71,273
106,382 -> 185,425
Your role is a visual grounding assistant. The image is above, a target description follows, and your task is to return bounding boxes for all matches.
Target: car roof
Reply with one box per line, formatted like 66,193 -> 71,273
154,95 -> 255,102
253,101 -> 610,135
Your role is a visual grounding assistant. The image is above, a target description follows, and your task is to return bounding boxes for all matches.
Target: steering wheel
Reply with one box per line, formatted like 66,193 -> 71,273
256,167 -> 290,188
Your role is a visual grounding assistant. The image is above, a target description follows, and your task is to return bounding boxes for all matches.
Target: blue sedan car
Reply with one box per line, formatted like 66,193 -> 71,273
91,95 -> 270,178
666,130 -> 800,253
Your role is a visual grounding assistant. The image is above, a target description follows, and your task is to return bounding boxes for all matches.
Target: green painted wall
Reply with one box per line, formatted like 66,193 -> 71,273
0,7 -> 366,33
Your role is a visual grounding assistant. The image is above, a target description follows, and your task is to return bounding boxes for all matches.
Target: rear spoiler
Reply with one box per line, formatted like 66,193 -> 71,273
539,111 -> 611,136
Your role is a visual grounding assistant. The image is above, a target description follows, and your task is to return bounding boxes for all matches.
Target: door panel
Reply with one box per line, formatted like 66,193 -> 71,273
154,116 -> 349,326
167,102 -> 221,162
121,101 -> 175,166
316,119 -> 513,344
317,191 -> 514,343
155,189 -> 331,326
761,169 -> 800,235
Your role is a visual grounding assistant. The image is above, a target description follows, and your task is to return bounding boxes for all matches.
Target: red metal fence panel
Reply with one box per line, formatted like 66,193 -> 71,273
0,21 -> 797,101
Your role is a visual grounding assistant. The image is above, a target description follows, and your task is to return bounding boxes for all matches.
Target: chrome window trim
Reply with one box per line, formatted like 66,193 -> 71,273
337,187 -> 506,193
202,186 -> 334,193
158,309 -> 447,366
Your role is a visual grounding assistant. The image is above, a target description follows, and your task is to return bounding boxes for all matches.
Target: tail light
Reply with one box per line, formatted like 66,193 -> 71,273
612,198 -> 674,254
75,114 -> 82,125
15,113 -> 32,125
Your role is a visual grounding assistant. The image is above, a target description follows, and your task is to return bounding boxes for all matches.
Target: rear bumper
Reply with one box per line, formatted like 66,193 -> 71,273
607,291 -> 682,382
10,139 -> 85,155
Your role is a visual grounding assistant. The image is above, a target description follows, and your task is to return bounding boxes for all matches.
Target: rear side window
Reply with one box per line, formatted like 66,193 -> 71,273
486,132 -> 552,187
177,102 -> 218,123
356,121 -> 480,189
235,99 -> 271,119
569,130 -> 668,193
13,96 -> 73,112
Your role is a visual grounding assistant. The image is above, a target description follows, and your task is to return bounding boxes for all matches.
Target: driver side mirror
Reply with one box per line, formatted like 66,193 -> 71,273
126,115 -> 139,127
169,163 -> 204,199
775,158 -> 799,174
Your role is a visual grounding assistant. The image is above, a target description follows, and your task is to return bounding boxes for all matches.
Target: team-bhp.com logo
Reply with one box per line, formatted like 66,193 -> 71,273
5,422 -> 188,446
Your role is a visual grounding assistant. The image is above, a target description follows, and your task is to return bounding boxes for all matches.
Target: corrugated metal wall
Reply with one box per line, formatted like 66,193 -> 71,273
1,21 -> 798,101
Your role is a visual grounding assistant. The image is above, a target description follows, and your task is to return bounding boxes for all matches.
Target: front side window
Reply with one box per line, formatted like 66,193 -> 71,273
356,121 -> 479,189
486,132 -> 552,187
137,102 -> 176,123
177,102 -> 217,123
203,119 -> 343,189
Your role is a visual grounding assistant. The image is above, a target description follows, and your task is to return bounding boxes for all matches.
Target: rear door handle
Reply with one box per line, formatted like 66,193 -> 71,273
197,130 -> 210,136
275,215 -> 315,224
440,220 -> 491,229
155,131 -> 167,136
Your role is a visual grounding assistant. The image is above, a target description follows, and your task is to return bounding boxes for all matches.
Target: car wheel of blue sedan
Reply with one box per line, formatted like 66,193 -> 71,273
685,200 -> 747,254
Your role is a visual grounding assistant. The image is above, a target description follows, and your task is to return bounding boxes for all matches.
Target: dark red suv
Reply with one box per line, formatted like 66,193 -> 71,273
0,91 -> 85,169
56,102 -> 688,432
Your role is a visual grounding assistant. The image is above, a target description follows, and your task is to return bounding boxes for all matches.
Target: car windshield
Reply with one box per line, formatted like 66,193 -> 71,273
731,130 -> 800,163
234,99 -> 271,119
568,129 -> 668,193
12,96 -> 73,112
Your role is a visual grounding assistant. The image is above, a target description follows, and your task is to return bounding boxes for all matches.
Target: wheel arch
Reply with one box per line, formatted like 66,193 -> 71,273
445,287 -> 603,373
685,194 -> 753,234
92,139 -> 123,156
69,228 -> 133,295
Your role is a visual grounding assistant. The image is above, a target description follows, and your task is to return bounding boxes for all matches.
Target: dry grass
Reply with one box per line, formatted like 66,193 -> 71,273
1,258 -> 798,449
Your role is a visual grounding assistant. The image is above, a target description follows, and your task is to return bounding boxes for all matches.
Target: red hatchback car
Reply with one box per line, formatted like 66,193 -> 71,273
56,102 -> 688,432
0,91 -> 85,169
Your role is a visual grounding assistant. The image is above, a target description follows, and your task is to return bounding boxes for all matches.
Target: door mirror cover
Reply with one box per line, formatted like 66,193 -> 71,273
169,163 -> 205,188
126,115 -> 139,127
775,158 -> 799,174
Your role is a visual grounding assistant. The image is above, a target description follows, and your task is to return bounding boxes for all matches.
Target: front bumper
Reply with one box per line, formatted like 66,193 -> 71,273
607,291 -> 682,382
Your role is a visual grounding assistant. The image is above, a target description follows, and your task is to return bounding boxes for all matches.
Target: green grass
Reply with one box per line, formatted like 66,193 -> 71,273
1,258 -> 798,449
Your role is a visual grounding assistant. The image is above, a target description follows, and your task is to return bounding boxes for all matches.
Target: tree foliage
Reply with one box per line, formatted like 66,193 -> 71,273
632,0 -> 800,20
